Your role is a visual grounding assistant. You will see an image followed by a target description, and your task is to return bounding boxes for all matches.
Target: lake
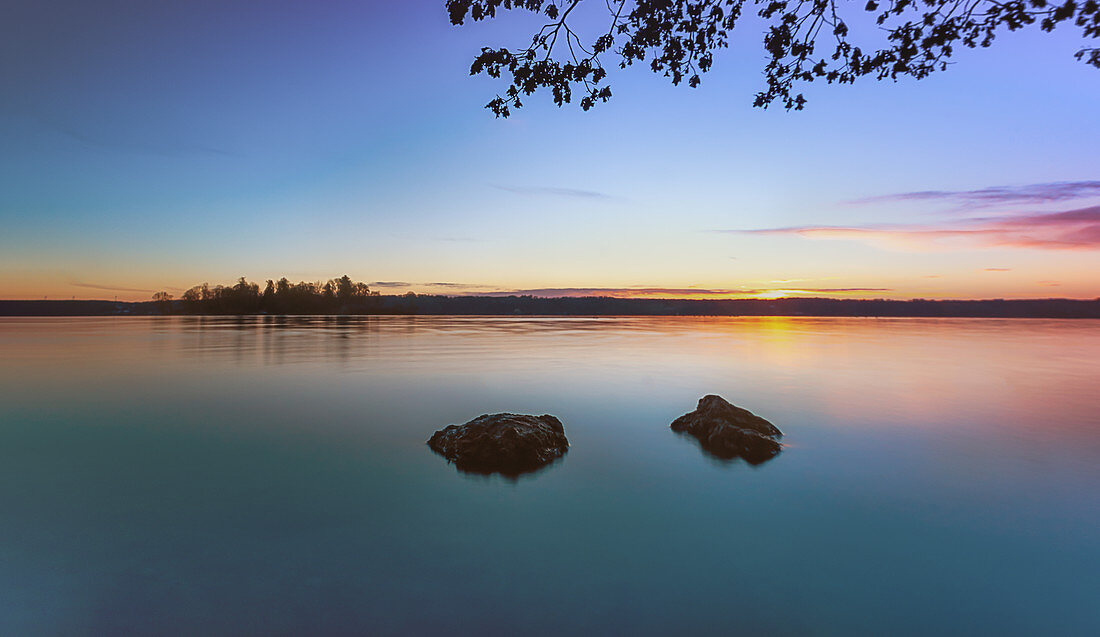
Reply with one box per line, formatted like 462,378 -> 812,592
0,316 -> 1097,635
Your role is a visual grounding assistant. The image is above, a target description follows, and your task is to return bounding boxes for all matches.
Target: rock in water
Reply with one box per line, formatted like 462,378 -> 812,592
428,413 -> 569,476
670,395 -> 783,464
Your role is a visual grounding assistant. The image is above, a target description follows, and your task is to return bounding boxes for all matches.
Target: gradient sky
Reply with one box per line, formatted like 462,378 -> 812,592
2,0 -> 1098,301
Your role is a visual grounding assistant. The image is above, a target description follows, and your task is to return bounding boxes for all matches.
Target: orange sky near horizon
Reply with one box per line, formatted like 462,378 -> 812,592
2,257 -> 1097,303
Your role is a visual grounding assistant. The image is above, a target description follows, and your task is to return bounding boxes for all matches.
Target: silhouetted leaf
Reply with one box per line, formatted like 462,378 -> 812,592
444,0 -> 1098,115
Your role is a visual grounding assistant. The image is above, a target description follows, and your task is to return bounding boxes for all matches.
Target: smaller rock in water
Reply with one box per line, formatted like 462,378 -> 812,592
671,395 -> 783,464
428,413 -> 569,476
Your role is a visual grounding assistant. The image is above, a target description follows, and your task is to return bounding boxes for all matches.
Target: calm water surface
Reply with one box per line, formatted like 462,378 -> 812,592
0,316 -> 1097,635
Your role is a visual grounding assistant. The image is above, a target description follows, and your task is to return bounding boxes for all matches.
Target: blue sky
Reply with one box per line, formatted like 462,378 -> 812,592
1,0 -> 1098,300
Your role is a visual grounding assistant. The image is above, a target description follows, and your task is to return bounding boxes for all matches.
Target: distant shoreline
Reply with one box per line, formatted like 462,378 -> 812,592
2,297 -> 1099,319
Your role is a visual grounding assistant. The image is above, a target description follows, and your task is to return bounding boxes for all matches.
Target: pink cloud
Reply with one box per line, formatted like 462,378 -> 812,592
850,181 -> 1100,208
731,205 -> 1100,252
475,286 -> 891,298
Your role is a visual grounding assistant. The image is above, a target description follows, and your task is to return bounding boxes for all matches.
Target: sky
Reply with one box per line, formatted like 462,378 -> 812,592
1,0 -> 1098,301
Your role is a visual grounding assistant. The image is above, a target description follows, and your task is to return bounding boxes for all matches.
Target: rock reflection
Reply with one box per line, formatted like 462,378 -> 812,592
450,455 -> 567,481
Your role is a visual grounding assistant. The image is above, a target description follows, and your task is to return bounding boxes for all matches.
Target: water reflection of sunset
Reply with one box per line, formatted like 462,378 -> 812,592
2,316 -> 1098,635
4,316 -> 1096,442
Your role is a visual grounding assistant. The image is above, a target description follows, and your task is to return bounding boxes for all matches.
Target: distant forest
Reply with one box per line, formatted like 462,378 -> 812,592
167,275 -> 381,315
2,275 -> 1099,318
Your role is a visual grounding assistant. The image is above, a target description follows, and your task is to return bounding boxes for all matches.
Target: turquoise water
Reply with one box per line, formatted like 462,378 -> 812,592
0,316 -> 1097,635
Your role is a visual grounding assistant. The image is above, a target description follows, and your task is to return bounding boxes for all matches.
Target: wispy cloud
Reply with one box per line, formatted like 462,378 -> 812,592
474,286 -> 891,299
368,282 -> 892,299
852,181 -> 1100,209
799,288 -> 894,293
477,287 -> 737,297
426,282 -> 486,289
723,205 -> 1100,252
493,185 -> 612,199
370,281 -> 497,293
70,281 -> 155,293
983,268 -> 1012,272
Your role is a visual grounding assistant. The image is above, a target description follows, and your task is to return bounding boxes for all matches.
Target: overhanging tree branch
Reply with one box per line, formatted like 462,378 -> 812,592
446,0 -> 1099,116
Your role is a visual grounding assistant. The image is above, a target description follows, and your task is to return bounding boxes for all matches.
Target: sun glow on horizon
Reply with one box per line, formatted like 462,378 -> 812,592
753,290 -> 790,300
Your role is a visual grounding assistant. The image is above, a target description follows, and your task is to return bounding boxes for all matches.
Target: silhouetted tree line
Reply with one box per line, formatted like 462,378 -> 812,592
167,275 -> 381,314
4,294 -> 1099,318
375,295 -> 1100,318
